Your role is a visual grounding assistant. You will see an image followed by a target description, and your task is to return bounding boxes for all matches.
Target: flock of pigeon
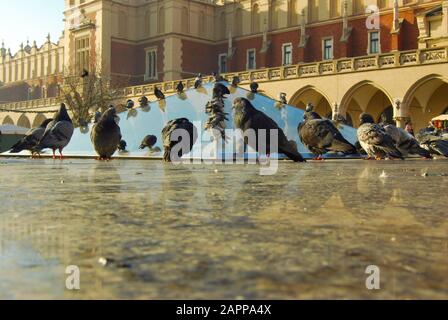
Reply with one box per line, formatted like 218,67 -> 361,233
8,79 -> 448,162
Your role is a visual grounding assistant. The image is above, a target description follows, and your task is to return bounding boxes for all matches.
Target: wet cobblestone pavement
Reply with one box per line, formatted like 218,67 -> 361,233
0,158 -> 447,299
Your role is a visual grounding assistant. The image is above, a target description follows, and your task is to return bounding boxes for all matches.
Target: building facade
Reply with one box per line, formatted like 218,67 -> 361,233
0,0 -> 447,130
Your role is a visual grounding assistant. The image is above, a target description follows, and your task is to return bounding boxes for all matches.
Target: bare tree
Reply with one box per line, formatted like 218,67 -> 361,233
58,65 -> 129,127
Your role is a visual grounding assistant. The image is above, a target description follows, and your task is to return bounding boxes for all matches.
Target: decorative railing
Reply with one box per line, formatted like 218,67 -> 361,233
1,46 -> 447,111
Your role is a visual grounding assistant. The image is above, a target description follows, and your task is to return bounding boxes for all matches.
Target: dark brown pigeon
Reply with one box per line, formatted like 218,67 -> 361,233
232,97 -> 306,162
162,118 -> 198,162
298,116 -> 357,160
140,135 -> 158,150
91,107 -> 122,160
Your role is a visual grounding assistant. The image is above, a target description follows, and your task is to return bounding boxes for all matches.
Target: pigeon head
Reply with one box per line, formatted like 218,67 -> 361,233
359,113 -> 375,125
233,97 -> 255,113
100,107 -> 118,124
306,103 -> 314,113
213,83 -> 230,98
40,118 -> 53,128
126,99 -> 134,109
250,82 -> 259,92
55,103 -> 72,123
118,140 -> 127,151
139,96 -> 149,107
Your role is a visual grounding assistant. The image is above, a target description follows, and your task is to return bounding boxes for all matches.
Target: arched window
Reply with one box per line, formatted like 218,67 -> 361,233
32,114 -> 47,128
17,114 -> 31,129
181,7 -> 189,34
158,7 -> 165,34
234,8 -> 243,36
2,116 -> 14,125
252,4 -> 260,33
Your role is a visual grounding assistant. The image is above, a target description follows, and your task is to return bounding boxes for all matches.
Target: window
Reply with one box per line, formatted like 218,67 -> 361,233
145,48 -> 157,80
75,36 -> 90,72
247,49 -> 256,70
282,43 -> 293,66
218,53 -> 227,74
323,38 -> 333,60
369,31 -> 380,54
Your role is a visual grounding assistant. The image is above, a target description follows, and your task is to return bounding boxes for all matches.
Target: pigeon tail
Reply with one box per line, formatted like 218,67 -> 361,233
432,140 -> 448,157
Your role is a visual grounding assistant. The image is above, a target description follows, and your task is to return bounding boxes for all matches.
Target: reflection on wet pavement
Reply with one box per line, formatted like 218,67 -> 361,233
0,158 -> 447,299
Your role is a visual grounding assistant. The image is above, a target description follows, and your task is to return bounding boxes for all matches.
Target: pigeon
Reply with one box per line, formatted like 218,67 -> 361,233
212,72 -> 225,82
139,96 -> 149,107
415,130 -> 448,157
250,82 -> 259,94
154,87 -> 165,100
118,140 -> 127,152
90,107 -> 122,160
279,93 -> 288,105
80,68 -> 89,78
304,103 -> 322,120
232,98 -> 306,162
194,74 -> 203,89
10,118 -> 53,156
383,124 -> 431,158
176,81 -> 184,94
231,76 -> 240,87
298,115 -> 357,160
34,104 -> 74,159
357,113 -> 403,160
162,118 -> 198,162
139,135 -> 158,150
126,99 -> 134,110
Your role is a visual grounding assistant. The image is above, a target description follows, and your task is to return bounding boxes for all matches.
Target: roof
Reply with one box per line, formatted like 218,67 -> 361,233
432,114 -> 448,121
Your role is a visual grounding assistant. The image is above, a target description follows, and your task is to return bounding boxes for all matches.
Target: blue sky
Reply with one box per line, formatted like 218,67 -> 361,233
0,0 -> 65,54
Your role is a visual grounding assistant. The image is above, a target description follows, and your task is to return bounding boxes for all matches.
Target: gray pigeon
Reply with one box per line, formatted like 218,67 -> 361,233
91,107 -> 122,160
383,124 -> 431,158
154,87 -> 165,100
162,118 -> 198,162
194,74 -> 202,89
233,98 -> 306,162
250,82 -> 259,93
10,118 -> 53,156
415,130 -> 448,157
357,113 -> 403,160
35,104 -> 74,159
176,81 -> 184,94
118,140 -> 127,152
139,135 -> 158,150
298,116 -> 356,160
231,76 -> 240,87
